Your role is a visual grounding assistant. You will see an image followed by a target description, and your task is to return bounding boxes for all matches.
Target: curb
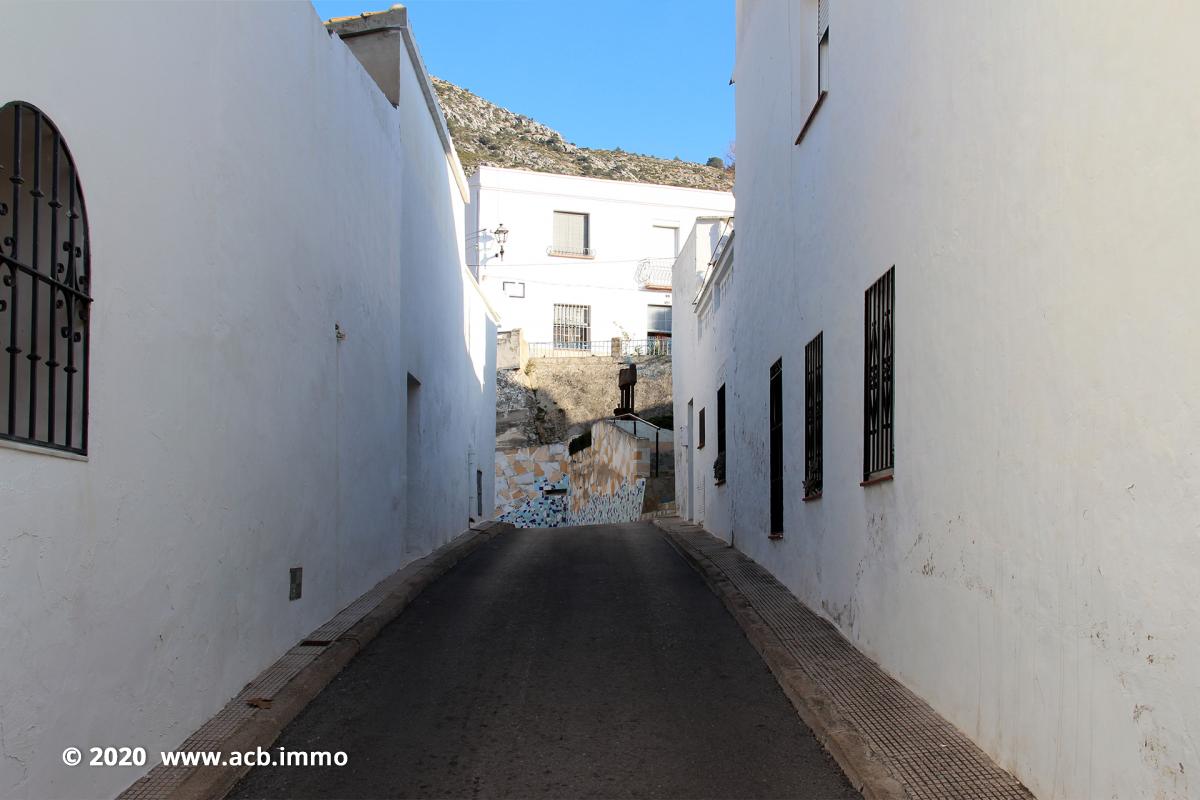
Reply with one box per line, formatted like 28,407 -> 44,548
132,521 -> 511,800
654,519 -> 909,800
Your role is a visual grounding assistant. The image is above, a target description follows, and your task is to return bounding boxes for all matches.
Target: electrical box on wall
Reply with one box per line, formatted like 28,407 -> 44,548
289,567 -> 303,601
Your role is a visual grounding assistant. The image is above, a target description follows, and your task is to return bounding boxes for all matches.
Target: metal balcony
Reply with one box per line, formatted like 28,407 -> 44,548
635,257 -> 674,290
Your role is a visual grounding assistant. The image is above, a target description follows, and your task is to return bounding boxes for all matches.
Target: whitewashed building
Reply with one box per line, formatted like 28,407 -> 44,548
703,2 -> 1200,798
0,4 -> 495,799
467,166 -> 733,356
670,218 -> 734,539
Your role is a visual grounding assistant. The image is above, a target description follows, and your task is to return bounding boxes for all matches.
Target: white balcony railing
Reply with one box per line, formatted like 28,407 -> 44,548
635,257 -> 674,289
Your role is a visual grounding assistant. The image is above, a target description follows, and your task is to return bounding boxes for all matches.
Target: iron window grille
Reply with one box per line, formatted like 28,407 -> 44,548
804,333 -> 823,497
769,359 -> 783,534
0,102 -> 91,455
697,407 -> 705,449
714,384 -> 726,483
863,267 -> 894,481
552,303 -> 590,350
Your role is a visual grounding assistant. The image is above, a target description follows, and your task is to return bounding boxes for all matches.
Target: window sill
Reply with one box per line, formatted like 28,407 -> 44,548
714,479 -> 726,486
768,532 -> 784,541
0,437 -> 88,462
802,491 -> 822,503
547,250 -> 595,260
795,91 -> 828,147
860,470 -> 894,488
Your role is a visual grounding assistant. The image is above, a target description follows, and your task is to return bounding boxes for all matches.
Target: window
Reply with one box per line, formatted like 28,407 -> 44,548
501,281 -> 525,298
715,384 -> 727,483
651,225 -> 678,258
863,267 -> 894,481
647,305 -> 672,335
818,0 -> 830,95
796,0 -> 830,146
476,469 -> 484,517
697,408 -> 705,449
553,303 -> 590,350
647,304 -> 672,354
550,211 -> 591,257
805,333 -> 823,497
0,102 -> 91,455
769,359 -> 783,535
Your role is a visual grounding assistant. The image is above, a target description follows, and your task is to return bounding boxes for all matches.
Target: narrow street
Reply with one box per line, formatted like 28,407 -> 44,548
229,522 -> 858,799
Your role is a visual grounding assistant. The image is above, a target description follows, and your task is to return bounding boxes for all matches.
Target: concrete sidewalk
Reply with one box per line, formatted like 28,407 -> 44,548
655,517 -> 1034,800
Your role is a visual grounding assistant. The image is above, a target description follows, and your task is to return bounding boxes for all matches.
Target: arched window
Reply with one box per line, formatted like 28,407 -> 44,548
0,102 -> 90,455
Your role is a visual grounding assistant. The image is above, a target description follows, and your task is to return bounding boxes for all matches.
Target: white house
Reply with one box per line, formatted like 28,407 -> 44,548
0,4 -> 495,799
670,218 -> 735,539
467,166 -> 733,356
703,2 -> 1200,798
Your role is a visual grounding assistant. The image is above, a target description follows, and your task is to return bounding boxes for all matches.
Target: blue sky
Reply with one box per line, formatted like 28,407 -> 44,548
311,0 -> 735,166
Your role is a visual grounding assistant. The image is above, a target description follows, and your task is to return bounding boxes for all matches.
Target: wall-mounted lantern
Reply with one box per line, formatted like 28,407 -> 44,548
493,223 -> 509,260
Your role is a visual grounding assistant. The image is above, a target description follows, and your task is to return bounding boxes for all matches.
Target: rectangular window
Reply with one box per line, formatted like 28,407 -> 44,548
769,359 -> 783,535
715,384 -> 727,483
698,408 -> 706,449
553,303 -> 590,350
863,267 -> 894,481
651,225 -> 679,258
647,304 -> 672,335
805,333 -> 823,497
551,211 -> 590,257
796,0 -> 830,146
476,469 -> 484,517
818,29 -> 829,95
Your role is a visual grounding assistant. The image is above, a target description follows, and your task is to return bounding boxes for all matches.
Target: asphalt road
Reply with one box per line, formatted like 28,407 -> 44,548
230,522 -> 859,799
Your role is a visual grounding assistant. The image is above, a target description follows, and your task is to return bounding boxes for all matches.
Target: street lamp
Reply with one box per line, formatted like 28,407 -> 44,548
492,223 -> 509,260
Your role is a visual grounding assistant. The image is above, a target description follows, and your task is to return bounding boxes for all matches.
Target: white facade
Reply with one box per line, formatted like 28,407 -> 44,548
468,166 -> 733,352
717,2 -> 1200,798
0,4 -> 494,799
671,219 -> 735,540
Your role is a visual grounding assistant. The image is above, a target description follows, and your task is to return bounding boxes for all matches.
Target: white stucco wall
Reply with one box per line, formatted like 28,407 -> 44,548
469,167 -> 733,347
0,3 -> 494,798
671,219 -> 735,540
395,27 -> 498,547
728,2 -> 1200,798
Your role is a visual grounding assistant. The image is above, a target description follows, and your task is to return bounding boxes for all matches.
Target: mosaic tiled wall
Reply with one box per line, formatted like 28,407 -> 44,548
494,443 -> 570,518
497,474 -> 571,528
571,477 -> 647,526
566,422 -> 650,525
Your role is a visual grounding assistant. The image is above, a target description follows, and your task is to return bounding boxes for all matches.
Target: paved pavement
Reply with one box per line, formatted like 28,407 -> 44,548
230,521 -> 858,799
657,518 -> 1033,800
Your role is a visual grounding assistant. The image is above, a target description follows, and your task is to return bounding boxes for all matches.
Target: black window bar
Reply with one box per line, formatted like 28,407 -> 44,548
769,359 -> 783,534
863,267 -> 894,481
0,102 -> 91,455
805,333 -> 823,497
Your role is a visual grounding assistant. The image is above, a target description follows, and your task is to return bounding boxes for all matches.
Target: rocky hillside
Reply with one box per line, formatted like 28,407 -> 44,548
433,77 -> 733,192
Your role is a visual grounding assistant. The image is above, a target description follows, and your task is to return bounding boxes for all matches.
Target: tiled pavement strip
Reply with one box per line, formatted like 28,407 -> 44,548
119,522 -> 503,800
655,517 -> 1034,800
